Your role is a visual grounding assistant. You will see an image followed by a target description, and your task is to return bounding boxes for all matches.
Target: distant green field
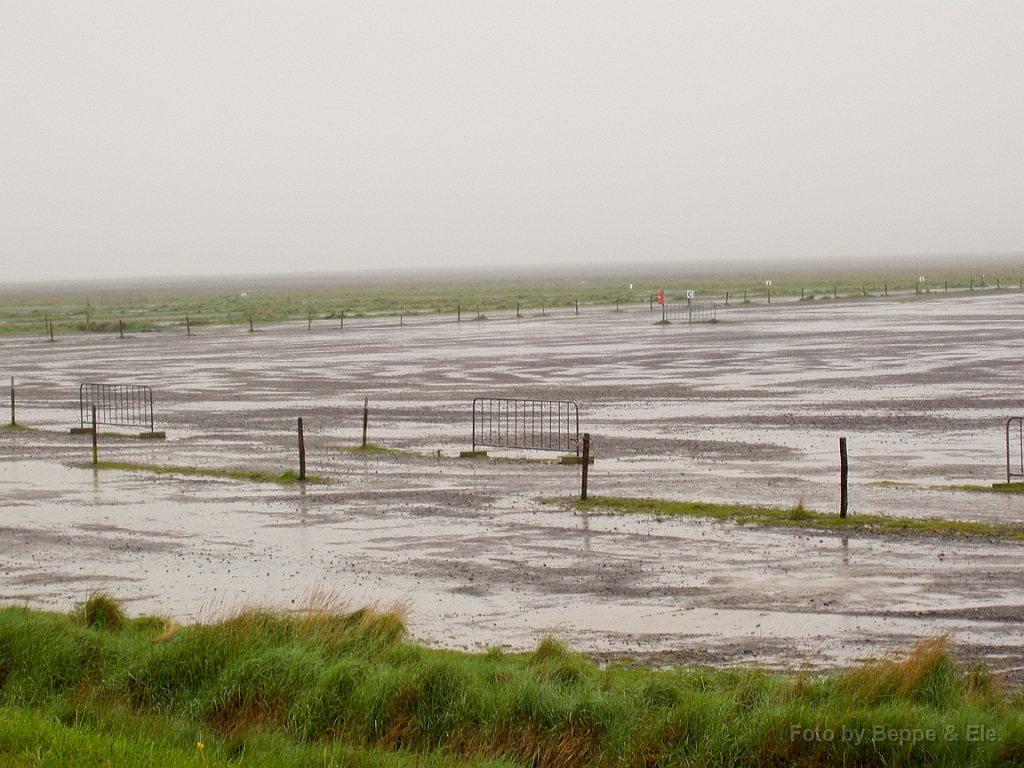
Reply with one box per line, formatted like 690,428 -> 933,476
0,263 -> 1020,336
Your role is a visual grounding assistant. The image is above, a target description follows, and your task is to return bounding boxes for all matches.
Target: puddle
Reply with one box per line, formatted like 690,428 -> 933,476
3,294 -> 1024,669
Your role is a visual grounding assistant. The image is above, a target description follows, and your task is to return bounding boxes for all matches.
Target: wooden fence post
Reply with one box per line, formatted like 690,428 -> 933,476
839,437 -> 848,518
362,398 -> 369,448
298,417 -> 306,481
92,405 -> 98,466
9,377 -> 14,426
580,433 -> 591,501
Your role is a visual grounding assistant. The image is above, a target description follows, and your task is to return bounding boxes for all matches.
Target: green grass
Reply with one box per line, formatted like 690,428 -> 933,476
568,495 -> 1024,540
84,461 -> 327,485
2,262 -> 1021,336
935,483 -> 1024,494
1,595 -> 1022,767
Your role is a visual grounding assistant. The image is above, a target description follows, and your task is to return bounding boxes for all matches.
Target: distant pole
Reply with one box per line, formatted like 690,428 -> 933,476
340,310 -> 344,329
308,311 -> 312,330
833,286 -> 837,299
516,302 -> 520,318
362,397 -> 369,448
801,287 -> 804,300
249,316 -> 254,332
48,322 -> 54,341
457,304 -> 461,322
767,287 -> 771,304
839,437 -> 848,519
725,291 -> 729,305
186,316 -> 191,336
743,290 -> 747,302
119,319 -> 124,339
970,280 -> 973,291
580,433 -> 591,501
297,417 -> 306,481
9,377 -> 15,426
884,283 -> 887,297
400,307 -> 403,326
477,304 -> 480,319
91,405 -> 98,466
575,300 -> 579,315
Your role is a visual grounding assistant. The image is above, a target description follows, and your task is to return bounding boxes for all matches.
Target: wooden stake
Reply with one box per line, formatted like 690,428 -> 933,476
297,417 -> 306,481
839,437 -> 848,519
580,433 -> 590,501
9,377 -> 14,426
362,398 -> 369,448
92,405 -> 98,466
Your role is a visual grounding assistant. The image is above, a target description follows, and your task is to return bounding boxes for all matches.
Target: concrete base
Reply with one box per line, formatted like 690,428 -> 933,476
459,450 -> 488,458
560,455 -> 595,465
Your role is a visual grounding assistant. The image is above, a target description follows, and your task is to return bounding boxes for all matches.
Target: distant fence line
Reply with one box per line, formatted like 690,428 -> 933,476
472,398 -> 580,455
79,383 -> 155,434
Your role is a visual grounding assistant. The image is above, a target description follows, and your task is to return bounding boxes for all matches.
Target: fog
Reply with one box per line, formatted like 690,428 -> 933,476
1,1 -> 1021,283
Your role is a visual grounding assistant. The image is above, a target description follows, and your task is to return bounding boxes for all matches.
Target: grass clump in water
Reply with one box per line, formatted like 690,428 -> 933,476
569,495 -> 1024,540
88,461 -> 327,484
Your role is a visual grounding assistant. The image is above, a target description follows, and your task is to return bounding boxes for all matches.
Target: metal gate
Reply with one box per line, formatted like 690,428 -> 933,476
80,383 -> 155,433
1007,417 -> 1024,484
661,301 -> 717,323
472,398 -> 579,454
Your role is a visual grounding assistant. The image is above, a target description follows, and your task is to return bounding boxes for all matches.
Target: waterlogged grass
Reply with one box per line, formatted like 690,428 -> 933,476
0,595 -> 1022,767
2,264 -> 1020,336
86,461 -> 327,484
570,496 -> 1024,540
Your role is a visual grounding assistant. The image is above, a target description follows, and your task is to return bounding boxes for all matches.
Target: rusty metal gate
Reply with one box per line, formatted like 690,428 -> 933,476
661,301 -> 717,323
472,398 -> 579,454
80,383 -> 155,433
1007,417 -> 1024,483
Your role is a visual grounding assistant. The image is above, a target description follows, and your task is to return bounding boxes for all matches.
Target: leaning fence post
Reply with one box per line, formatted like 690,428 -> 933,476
580,433 -> 590,501
362,398 -> 369,448
119,319 -> 124,339
9,377 -> 15,426
297,417 -> 306,480
92,405 -> 98,466
839,437 -> 848,518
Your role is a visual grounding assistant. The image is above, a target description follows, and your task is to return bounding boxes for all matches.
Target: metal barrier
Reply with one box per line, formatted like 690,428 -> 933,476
661,301 -> 717,323
472,398 -> 579,454
1007,417 -> 1024,484
80,383 -> 155,433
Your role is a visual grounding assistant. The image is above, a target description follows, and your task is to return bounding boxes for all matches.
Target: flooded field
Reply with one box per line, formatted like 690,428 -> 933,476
2,291 -> 1024,672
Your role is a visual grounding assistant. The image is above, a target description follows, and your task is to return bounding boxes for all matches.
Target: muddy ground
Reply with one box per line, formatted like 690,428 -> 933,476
2,291 -> 1024,677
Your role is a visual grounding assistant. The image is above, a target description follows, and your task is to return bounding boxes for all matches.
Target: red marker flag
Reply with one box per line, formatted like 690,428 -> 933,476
657,290 -> 665,305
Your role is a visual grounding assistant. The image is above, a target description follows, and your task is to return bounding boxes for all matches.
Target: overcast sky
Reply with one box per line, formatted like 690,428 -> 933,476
1,1 -> 1021,283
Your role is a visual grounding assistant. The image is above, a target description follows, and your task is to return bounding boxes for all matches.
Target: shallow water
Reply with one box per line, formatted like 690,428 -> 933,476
2,292 -> 1024,668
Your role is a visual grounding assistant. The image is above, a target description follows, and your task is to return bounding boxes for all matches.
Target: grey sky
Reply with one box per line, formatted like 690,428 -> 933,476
1,1 -> 1021,283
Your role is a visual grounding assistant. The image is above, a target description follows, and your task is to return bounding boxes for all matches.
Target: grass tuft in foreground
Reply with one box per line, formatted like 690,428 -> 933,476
1,596 -> 1023,766
569,495 -> 1024,540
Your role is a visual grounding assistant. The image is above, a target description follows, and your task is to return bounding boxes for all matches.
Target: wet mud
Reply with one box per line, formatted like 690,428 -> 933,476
2,293 -> 1024,675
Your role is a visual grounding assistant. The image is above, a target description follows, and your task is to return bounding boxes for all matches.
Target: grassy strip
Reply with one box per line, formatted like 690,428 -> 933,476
2,596 -> 1024,767
85,461 -> 327,484
3,265 -> 1020,335
934,483 -> 1024,494
570,495 -> 1024,540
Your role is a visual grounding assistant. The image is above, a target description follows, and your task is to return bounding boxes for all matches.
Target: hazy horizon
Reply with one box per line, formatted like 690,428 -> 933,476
2,1 -> 1022,283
